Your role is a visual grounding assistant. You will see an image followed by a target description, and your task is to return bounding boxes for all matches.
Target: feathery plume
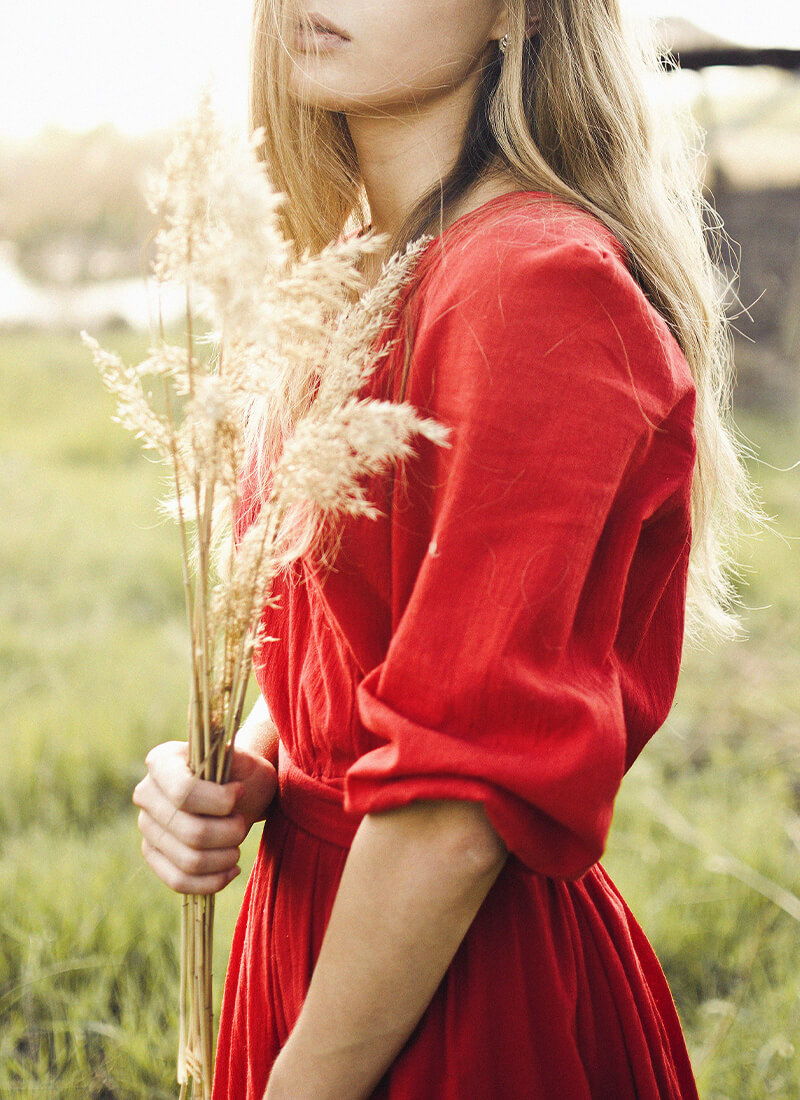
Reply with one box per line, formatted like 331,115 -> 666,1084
82,89 -> 449,1099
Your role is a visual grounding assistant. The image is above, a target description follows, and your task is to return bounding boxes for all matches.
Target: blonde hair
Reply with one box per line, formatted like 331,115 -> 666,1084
248,0 -> 761,643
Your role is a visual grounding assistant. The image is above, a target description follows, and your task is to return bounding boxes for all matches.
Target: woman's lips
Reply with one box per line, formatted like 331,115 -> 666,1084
302,11 -> 350,39
292,24 -> 350,51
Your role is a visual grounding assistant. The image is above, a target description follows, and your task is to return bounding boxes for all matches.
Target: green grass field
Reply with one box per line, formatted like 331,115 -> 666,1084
1,327 -> 798,1098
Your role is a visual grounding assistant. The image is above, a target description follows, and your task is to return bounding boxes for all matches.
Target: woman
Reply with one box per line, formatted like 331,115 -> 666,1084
134,1 -> 754,1097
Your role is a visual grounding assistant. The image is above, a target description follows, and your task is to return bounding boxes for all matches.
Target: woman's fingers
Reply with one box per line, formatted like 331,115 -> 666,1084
134,739 -> 274,894
134,772 -> 248,851
141,836 -> 241,896
138,808 -> 241,876
142,740 -> 242,817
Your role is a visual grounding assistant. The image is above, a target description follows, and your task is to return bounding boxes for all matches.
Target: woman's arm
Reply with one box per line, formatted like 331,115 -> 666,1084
265,798 -> 508,1100
235,692 -> 280,767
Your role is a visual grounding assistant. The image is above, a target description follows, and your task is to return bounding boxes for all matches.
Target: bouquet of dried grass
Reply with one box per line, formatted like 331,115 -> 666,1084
82,93 -> 449,1099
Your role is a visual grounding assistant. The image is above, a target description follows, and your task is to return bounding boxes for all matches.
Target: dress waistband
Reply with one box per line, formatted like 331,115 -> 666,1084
276,740 -> 362,849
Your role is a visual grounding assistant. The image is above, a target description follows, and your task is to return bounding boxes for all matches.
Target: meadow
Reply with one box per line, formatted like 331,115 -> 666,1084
1,326 -> 798,1098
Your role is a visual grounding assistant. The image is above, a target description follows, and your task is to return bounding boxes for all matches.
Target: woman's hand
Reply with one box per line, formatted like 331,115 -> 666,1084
133,740 -> 277,895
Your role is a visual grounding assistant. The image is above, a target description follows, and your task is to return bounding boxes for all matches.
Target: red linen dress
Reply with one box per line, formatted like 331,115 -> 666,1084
213,190 -> 700,1099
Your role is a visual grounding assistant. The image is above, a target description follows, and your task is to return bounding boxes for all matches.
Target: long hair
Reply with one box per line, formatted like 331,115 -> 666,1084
248,0 -> 760,643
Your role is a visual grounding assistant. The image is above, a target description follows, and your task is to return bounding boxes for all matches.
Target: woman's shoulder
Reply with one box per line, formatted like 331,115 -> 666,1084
412,190 -> 695,418
419,190 -> 633,300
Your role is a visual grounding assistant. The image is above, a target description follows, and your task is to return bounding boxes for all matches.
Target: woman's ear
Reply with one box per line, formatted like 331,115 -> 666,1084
490,5 -> 509,43
492,1 -> 540,45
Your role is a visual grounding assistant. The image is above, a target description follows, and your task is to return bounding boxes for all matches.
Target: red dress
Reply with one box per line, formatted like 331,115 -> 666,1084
213,190 -> 699,1099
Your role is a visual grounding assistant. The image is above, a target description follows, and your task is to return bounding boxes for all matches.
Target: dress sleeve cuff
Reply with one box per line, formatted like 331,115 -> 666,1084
344,747 -> 607,881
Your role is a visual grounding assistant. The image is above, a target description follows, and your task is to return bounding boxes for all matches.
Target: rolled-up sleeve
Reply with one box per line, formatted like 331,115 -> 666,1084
343,232 -> 695,880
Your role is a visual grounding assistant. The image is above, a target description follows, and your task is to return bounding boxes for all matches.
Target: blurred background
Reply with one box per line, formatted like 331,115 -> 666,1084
1,2 -> 798,1097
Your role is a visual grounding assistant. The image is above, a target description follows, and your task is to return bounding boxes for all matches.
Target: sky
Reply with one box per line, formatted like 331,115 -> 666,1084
1,0 -> 799,139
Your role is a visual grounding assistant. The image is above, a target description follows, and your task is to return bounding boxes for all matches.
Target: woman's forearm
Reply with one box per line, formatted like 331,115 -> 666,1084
264,798 -> 508,1100
235,693 -> 279,766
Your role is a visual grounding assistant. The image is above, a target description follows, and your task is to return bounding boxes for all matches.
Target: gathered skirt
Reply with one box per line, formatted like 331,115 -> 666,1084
211,745 -> 698,1099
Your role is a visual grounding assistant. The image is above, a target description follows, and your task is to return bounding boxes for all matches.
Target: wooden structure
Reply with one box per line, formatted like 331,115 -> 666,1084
655,16 -> 800,73
653,17 -> 800,411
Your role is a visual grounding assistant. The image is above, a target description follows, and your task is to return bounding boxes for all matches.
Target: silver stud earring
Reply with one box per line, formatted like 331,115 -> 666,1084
499,33 -> 508,55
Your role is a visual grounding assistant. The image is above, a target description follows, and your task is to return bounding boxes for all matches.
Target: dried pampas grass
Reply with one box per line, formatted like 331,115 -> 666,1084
82,91 -> 449,1099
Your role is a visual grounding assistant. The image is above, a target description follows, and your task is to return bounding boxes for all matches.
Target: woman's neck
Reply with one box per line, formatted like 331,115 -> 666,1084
345,83 -> 469,240
345,69 -> 517,244
355,168 -> 521,291
344,75 -> 522,292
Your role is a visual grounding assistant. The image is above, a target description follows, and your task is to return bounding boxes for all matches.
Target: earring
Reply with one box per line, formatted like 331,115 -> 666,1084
499,33 -> 508,54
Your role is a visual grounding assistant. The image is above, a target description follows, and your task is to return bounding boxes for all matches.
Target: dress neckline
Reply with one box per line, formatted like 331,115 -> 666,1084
417,188 -> 629,269
354,190 -> 559,291
427,188 -> 555,244
360,188 -> 554,249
